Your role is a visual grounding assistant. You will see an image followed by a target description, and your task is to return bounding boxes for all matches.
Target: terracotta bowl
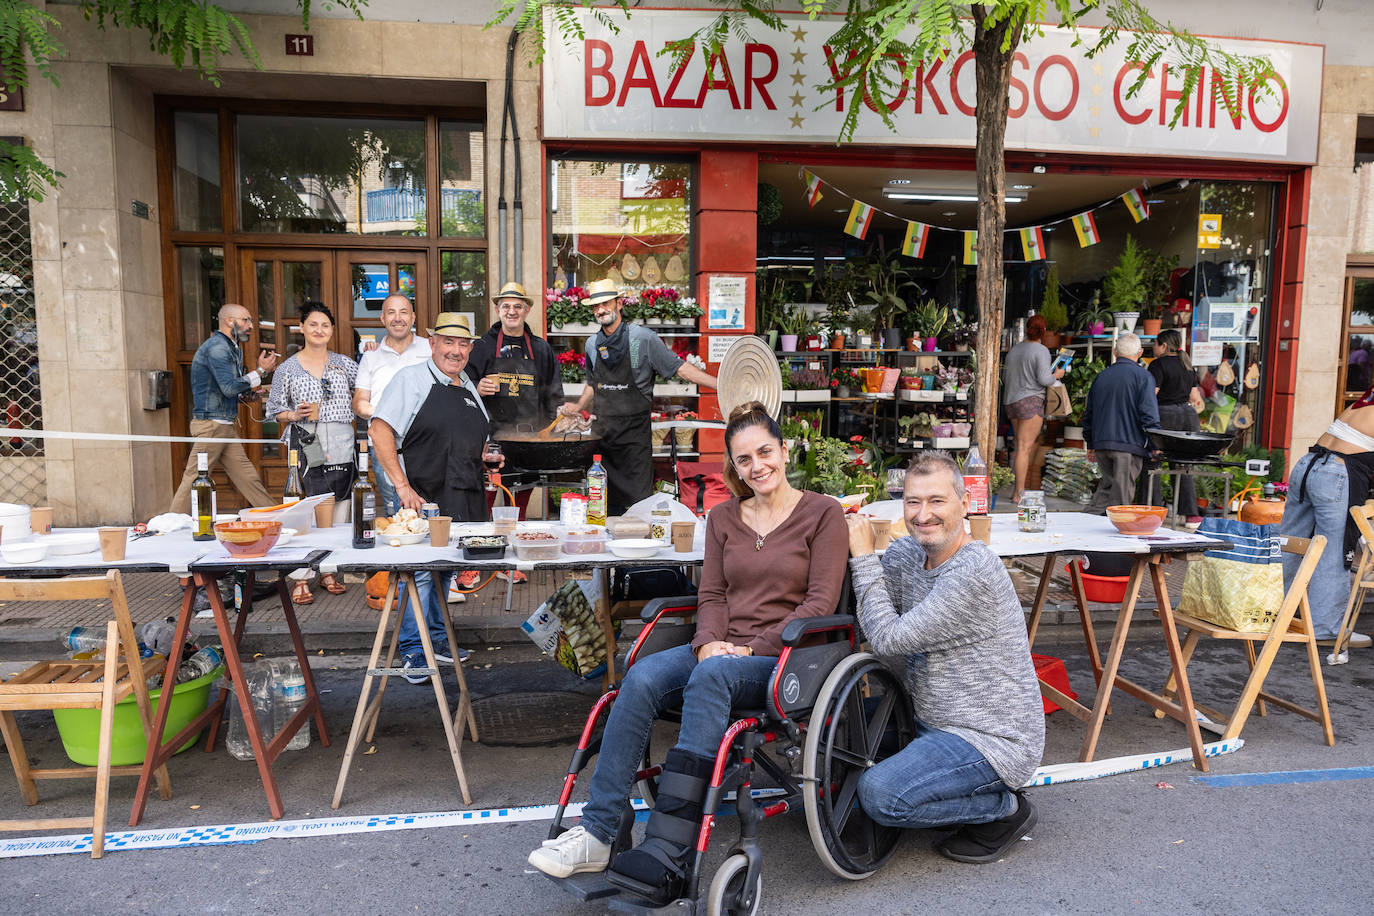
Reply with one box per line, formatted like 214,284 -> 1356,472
213,520 -> 282,558
1106,505 -> 1166,536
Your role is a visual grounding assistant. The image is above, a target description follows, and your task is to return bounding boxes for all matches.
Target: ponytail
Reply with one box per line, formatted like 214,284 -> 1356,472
1157,328 -> 1192,372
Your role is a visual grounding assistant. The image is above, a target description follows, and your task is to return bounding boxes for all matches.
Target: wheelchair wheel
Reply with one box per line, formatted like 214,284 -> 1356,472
706,853 -> 761,916
802,652 -> 913,880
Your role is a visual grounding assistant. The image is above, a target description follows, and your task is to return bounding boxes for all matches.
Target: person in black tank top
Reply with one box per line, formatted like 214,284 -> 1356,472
1147,330 -> 1203,521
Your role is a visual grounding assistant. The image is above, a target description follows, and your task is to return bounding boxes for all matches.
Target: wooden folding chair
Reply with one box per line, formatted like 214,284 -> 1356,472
0,571 -> 171,857
1330,500 -> 1374,664
1154,535 -> 1333,745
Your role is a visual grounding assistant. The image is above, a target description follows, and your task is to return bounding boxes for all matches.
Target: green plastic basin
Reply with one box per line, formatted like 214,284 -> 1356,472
52,665 -> 224,767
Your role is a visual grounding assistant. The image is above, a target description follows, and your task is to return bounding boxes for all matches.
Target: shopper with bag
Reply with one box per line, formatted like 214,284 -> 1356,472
1003,314 -> 1065,501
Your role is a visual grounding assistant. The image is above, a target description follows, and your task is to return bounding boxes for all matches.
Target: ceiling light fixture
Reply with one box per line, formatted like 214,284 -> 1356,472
1032,165 -> 1047,174
1012,184 -> 1034,190
887,178 -> 912,185
882,190 -> 1024,203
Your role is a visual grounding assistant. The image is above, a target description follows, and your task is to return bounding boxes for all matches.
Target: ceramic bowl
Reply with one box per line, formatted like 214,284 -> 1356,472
1106,505 -> 1166,536
213,520 -> 282,558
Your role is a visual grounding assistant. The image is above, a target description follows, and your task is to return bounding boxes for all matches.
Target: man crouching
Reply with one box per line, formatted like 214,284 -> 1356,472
846,451 -> 1044,863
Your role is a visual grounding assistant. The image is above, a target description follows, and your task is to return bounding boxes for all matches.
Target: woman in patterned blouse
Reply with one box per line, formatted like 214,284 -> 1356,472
265,301 -> 359,604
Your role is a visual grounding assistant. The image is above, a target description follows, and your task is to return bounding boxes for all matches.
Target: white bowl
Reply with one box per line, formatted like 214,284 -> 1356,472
380,532 -> 427,546
1,541 -> 48,564
275,527 -> 298,548
607,538 -> 668,559
45,532 -> 100,556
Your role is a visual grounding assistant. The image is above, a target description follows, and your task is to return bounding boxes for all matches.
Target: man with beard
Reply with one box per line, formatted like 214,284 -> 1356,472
560,279 -> 717,515
845,451 -> 1044,865
168,303 -> 279,513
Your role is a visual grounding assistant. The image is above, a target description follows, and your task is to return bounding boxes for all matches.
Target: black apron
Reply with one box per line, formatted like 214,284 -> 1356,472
588,347 -> 653,517
398,373 -> 489,522
486,330 -> 541,432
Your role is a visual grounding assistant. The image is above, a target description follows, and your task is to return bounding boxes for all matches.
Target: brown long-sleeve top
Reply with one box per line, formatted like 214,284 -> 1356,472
692,489 -> 849,658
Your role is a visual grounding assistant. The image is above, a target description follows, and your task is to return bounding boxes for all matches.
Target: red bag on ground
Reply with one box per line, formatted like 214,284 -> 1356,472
676,461 -> 731,516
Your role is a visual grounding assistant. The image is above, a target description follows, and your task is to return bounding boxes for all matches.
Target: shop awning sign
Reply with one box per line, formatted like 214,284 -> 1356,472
542,10 -> 1322,165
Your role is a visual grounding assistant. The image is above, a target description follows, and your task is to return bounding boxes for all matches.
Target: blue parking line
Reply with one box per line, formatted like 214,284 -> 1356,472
1197,765 -> 1374,788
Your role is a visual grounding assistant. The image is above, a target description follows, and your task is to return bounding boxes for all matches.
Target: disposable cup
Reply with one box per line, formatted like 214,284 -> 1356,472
429,516 -> 452,547
866,515 -> 891,551
968,515 -> 992,544
98,527 -> 127,561
30,506 -> 52,534
671,521 -> 694,553
313,497 -> 334,529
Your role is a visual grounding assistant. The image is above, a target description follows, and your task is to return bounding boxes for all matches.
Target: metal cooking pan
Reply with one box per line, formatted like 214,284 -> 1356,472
494,424 -> 600,471
1145,428 -> 1235,461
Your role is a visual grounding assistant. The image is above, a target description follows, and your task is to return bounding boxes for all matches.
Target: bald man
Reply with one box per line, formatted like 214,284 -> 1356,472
168,303 -> 279,514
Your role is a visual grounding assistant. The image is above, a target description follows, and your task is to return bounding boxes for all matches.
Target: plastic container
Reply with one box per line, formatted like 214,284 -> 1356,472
270,658 -> 310,752
492,506 -> 519,535
140,619 -> 179,657
459,535 -> 507,560
227,659 -> 276,761
1067,561 -> 1129,604
510,530 -> 564,561
52,663 -> 224,766
60,625 -> 107,654
562,528 -> 608,555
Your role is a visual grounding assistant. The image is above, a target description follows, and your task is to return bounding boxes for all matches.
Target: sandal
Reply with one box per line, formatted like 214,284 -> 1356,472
320,574 -> 347,596
291,580 -> 314,606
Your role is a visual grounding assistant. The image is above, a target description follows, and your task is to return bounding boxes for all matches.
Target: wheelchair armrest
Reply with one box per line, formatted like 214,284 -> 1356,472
780,614 -> 855,649
640,596 -> 699,622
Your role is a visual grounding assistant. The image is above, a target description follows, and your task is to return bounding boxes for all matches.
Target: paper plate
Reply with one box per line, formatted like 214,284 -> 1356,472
717,335 -> 782,420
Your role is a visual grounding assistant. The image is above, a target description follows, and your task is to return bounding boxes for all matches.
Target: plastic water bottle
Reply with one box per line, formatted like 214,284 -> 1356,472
176,645 -> 223,684
587,454 -> 608,526
270,658 -> 310,751
963,445 -> 989,515
139,619 -> 179,657
59,626 -> 106,654
226,659 -> 275,761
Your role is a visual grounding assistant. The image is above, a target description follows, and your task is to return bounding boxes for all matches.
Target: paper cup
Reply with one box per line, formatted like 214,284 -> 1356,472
968,515 -> 992,544
303,402 -> 320,422
98,526 -> 127,561
313,497 -> 334,529
429,516 -> 452,547
30,506 -> 52,534
866,515 -> 891,551
671,521 -> 695,553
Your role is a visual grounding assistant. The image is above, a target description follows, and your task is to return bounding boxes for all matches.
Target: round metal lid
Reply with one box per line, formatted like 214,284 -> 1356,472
716,335 -> 782,421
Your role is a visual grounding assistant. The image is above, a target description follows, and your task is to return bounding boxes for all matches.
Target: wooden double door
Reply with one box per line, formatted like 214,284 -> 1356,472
235,248 -> 431,496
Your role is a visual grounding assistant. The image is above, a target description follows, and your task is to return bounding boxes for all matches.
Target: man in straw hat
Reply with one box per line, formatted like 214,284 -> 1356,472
370,312 -> 495,681
560,278 -> 717,515
469,281 -> 560,534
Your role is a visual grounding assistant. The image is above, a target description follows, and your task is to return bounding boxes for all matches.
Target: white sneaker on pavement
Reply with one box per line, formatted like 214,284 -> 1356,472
1318,632 -> 1372,648
527,825 -> 611,878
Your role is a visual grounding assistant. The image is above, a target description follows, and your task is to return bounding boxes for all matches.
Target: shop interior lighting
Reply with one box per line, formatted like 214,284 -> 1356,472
882,189 -> 1024,203
1012,184 -> 1034,190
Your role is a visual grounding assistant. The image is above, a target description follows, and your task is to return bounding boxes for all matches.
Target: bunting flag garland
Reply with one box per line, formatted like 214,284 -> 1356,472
901,220 -> 929,259
963,230 -> 978,266
1019,226 -> 1047,261
1122,187 -> 1150,223
1072,211 -> 1101,248
844,200 -> 875,239
804,170 -> 824,208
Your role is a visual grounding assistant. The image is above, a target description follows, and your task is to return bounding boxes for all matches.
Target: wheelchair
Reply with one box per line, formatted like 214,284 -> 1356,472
544,591 -> 914,914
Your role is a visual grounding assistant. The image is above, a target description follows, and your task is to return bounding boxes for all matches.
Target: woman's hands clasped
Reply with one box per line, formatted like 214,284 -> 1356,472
696,641 -> 752,661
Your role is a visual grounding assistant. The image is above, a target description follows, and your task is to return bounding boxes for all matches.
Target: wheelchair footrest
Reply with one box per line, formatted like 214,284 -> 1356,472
607,894 -> 696,915
543,870 -> 621,902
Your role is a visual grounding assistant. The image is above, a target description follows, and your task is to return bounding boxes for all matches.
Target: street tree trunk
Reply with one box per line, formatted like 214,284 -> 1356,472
970,6 -> 1023,465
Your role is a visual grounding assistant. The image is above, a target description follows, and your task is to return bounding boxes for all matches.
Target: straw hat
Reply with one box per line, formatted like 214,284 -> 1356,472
580,278 -> 621,306
491,281 -> 533,306
427,312 -> 479,339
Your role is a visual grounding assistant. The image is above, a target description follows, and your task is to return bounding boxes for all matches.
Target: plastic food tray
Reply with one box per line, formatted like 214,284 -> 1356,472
460,536 -> 508,560
562,529 -> 607,555
510,531 -> 564,561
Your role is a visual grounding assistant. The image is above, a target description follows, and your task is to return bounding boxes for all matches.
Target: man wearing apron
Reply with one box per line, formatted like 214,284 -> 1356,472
561,279 -> 717,516
370,313 -> 495,682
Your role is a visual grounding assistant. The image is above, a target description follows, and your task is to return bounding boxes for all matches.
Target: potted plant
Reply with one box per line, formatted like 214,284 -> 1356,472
1074,292 -> 1113,336
910,299 -> 949,352
1103,236 -> 1147,334
777,303 -> 807,352
755,269 -> 787,350
1138,249 -> 1178,337
1039,264 -> 1068,347
788,366 -> 831,403
859,253 -> 913,350
545,287 -> 594,332
831,366 -> 863,398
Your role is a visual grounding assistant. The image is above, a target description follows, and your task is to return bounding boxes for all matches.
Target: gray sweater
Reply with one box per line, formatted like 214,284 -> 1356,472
850,538 -> 1045,788
1003,340 -> 1055,406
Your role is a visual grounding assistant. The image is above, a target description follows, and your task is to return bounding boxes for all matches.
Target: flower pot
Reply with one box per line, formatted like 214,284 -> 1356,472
1042,330 -> 1061,349
921,374 -> 936,390
780,334 -> 799,352
651,427 -> 668,447
1113,311 -> 1139,334
907,335 -> 921,351
674,428 -> 695,449
829,334 -> 846,349
856,333 -> 873,348
648,316 -> 664,325
836,385 -> 851,399
923,337 -> 938,352
804,335 -> 823,351
880,328 -> 903,350
1088,321 -> 1105,335
1063,426 -> 1085,447
861,368 -> 885,392
766,330 -> 778,350
1141,317 -> 1162,336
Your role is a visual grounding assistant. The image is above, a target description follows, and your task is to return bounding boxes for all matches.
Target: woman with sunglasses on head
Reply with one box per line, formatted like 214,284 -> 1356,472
527,402 -> 848,907
265,301 -> 359,605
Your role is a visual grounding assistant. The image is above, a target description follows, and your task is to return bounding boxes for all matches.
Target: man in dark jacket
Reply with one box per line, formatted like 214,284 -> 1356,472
1083,333 -> 1160,512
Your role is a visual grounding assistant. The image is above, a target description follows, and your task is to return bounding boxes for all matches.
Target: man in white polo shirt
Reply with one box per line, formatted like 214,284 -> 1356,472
354,294 -> 431,512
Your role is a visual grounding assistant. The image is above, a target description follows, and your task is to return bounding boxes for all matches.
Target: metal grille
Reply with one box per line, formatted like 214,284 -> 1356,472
0,198 -> 45,505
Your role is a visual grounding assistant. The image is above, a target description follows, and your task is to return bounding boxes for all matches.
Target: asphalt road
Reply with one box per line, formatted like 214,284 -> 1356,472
3,635 -> 1371,915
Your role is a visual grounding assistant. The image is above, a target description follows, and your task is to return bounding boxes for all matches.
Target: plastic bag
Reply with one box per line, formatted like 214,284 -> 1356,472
522,580 -> 609,679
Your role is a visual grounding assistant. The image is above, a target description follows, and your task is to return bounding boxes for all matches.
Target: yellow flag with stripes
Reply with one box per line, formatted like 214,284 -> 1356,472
844,201 -> 875,239
962,230 -> 978,266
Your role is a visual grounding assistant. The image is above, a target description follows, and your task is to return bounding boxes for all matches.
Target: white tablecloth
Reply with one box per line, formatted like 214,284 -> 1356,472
0,528 -> 215,575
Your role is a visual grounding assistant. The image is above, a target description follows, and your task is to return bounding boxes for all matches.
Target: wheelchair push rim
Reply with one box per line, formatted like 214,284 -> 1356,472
802,652 -> 914,880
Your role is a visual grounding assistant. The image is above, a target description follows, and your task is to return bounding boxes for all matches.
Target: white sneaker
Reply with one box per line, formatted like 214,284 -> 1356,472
446,581 -> 466,603
1318,632 -> 1372,648
527,825 -> 611,878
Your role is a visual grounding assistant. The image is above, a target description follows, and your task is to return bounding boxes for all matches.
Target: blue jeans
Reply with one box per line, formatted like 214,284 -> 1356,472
375,463 -> 449,656
579,643 -> 777,846
1281,451 -> 1353,639
857,721 -> 1014,829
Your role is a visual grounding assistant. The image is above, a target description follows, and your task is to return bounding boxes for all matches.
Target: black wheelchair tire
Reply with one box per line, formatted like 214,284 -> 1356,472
706,853 -> 762,916
802,652 -> 914,880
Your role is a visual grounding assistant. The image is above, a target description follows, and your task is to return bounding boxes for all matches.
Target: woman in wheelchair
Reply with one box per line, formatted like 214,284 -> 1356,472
528,402 -> 848,904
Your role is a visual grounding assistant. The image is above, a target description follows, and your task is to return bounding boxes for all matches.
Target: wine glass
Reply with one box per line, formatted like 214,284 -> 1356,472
885,468 -> 906,503
482,441 -> 504,492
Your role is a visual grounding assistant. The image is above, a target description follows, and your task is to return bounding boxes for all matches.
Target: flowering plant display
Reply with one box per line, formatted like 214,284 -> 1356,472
557,350 -> 586,383
786,368 -> 830,390
830,366 -> 864,390
546,287 -> 593,328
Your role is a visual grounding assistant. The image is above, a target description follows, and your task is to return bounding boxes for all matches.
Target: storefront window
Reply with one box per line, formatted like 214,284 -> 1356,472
174,111 -> 221,232
178,246 -> 225,352
237,115 -> 426,235
439,121 -> 485,237
1340,272 -> 1374,411
548,156 -> 693,296
440,251 -> 487,318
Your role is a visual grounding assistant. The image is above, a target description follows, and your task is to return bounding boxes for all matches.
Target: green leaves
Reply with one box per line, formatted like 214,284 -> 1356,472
0,140 -> 63,203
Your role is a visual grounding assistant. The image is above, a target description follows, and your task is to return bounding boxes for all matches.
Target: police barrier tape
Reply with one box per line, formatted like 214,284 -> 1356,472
0,739 -> 1241,858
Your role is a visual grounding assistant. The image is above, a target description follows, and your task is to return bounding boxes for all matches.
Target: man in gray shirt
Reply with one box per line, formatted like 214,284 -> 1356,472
847,450 -> 1044,864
